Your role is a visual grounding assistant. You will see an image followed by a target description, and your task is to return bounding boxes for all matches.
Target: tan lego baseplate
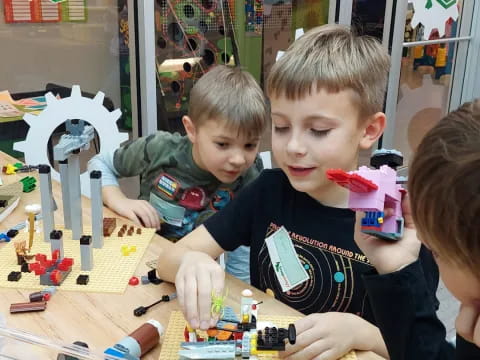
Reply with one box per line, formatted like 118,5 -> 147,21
158,311 -> 357,360
0,222 -> 155,293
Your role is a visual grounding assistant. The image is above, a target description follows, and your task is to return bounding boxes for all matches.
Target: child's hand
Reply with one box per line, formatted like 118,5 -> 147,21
354,193 -> 421,274
456,303 -> 480,347
175,251 -> 225,331
110,198 -> 161,229
280,312 -> 384,360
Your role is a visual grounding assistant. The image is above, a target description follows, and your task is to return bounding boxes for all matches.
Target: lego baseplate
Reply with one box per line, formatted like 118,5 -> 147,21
158,311 -> 357,360
0,223 -> 155,293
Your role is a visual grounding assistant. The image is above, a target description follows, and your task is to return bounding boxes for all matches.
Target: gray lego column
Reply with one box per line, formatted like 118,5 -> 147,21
80,235 -> 93,271
38,165 -> 55,242
58,160 -> 71,229
69,150 -> 83,240
90,170 -> 103,248
50,230 -> 64,259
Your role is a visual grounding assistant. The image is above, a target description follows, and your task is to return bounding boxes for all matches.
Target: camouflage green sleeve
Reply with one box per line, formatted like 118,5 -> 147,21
238,155 -> 264,188
113,132 -> 173,177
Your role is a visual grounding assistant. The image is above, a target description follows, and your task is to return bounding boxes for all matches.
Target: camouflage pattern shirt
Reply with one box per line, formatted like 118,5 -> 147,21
113,131 -> 263,239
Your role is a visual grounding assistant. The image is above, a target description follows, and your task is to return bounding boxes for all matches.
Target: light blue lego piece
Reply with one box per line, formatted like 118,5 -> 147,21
179,343 -> 236,359
218,306 -> 238,324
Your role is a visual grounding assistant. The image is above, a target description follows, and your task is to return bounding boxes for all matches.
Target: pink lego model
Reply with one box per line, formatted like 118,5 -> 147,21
327,150 -> 406,241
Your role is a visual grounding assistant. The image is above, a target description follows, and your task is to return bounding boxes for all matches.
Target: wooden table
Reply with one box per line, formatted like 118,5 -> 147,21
0,151 -> 381,359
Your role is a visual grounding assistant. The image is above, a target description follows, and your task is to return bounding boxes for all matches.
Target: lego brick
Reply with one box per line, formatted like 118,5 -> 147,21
29,291 -> 45,302
159,311 -> 357,360
147,269 -> 163,285
20,176 -> 36,192
39,164 -> 55,243
21,262 -> 31,273
58,160 -> 72,229
0,224 -> 155,293
80,235 -> 93,271
7,271 -> 21,281
103,218 -> 117,237
76,274 -> 89,285
50,230 -> 64,259
68,154 -> 83,239
7,229 -> 19,238
90,171 -> 103,248
10,301 -> 47,314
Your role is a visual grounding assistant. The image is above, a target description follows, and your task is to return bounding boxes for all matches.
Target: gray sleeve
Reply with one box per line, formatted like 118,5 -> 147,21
87,151 -> 120,187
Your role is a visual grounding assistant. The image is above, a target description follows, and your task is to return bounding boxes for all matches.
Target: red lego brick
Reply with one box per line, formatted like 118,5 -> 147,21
50,270 -> 62,285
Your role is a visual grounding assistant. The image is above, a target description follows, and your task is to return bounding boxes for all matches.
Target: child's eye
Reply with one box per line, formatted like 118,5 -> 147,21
311,129 -> 331,137
274,126 -> 289,133
245,143 -> 257,150
215,142 -> 228,148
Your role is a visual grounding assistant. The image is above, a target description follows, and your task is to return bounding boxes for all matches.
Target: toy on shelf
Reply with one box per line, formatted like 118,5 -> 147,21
327,149 -> 406,241
176,289 -> 296,359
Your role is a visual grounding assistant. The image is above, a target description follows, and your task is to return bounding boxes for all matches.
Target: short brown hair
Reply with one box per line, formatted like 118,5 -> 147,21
267,24 -> 390,118
189,65 -> 268,137
410,99 -> 480,276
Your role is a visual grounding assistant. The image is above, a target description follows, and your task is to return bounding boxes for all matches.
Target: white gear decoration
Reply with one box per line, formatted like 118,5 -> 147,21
408,0 -> 458,38
14,85 -> 129,197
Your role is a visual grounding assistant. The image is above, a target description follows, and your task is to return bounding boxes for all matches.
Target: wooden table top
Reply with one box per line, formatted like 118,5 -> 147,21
0,151 -> 382,359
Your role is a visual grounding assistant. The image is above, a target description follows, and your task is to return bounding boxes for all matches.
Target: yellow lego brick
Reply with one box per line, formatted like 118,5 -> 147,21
158,311 -> 357,360
0,222 -> 155,293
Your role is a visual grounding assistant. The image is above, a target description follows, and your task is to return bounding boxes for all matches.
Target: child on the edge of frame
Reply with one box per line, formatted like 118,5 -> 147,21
155,24 -> 440,360
353,99 -> 480,360
87,65 -> 269,284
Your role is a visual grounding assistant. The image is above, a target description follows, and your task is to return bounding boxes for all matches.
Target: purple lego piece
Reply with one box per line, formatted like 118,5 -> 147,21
348,165 -> 403,234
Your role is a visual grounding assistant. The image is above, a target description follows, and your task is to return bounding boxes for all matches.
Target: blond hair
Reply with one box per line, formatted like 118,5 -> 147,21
267,24 -> 390,117
410,99 -> 480,277
189,65 -> 268,137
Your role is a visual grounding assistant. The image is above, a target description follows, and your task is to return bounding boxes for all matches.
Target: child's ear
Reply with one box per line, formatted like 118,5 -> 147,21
359,112 -> 386,150
182,116 -> 197,143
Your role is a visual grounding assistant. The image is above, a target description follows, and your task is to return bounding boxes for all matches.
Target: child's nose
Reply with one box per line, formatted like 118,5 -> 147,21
229,151 -> 247,166
286,135 -> 306,156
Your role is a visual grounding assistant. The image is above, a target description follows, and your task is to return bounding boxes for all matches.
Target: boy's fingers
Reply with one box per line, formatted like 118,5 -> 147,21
283,334 -> 328,360
210,268 -> 225,327
183,274 -> 199,329
401,193 -> 415,228
138,202 -> 157,228
175,273 -> 185,312
282,320 -> 319,357
127,211 -> 142,227
197,271 -> 213,330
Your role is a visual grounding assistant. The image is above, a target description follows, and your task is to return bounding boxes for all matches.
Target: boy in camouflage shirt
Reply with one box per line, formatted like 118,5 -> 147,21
88,65 -> 269,283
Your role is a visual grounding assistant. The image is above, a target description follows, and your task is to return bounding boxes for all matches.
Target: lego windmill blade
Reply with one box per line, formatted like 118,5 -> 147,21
326,169 -> 378,193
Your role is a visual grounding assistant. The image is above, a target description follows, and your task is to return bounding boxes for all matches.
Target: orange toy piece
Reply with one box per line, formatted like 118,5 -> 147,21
215,323 -> 235,341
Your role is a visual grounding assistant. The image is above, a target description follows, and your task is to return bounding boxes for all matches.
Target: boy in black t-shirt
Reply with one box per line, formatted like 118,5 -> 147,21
156,25 -> 438,359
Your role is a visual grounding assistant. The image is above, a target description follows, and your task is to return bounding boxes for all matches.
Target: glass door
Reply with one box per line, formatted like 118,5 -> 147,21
383,0 -> 477,165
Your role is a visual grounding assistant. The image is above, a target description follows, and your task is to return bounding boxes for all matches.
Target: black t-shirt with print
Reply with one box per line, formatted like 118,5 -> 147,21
204,169 -> 439,323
